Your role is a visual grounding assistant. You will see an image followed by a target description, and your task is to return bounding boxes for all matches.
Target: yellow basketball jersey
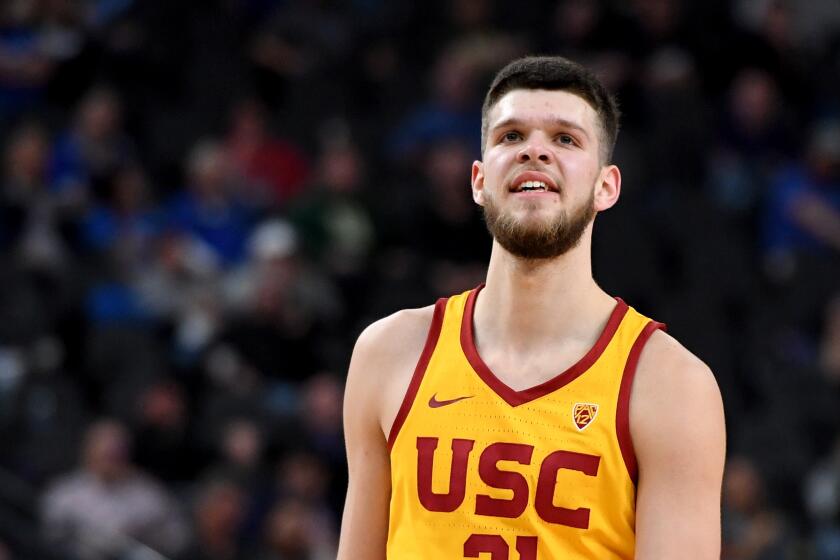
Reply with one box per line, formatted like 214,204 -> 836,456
386,286 -> 665,559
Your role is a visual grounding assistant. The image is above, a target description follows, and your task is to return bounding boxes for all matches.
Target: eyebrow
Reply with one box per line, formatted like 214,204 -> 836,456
490,117 -> 591,140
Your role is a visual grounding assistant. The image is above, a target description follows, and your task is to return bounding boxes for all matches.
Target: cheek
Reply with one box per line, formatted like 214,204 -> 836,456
565,155 -> 600,189
564,152 -> 592,174
486,157 -> 515,190
484,148 -> 513,174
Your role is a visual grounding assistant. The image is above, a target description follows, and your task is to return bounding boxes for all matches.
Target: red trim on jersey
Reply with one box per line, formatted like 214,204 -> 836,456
387,297 -> 448,451
460,285 -> 629,407
616,319 -> 666,484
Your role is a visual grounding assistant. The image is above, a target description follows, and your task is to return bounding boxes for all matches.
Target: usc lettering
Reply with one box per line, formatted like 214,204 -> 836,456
476,442 -> 533,518
416,437 -> 475,512
415,437 -> 601,529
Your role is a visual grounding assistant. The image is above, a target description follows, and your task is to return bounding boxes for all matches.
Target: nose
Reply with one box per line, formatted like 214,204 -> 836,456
516,134 -> 552,164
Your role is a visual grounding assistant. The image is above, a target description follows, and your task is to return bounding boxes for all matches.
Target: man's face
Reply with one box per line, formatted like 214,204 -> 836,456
84,422 -> 131,482
473,89 -> 612,259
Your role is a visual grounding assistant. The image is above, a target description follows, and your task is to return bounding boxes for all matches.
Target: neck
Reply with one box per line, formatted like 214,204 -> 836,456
476,231 -> 615,352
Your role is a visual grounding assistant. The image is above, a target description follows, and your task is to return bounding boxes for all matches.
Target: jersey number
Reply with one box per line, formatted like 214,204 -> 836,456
464,534 -> 537,559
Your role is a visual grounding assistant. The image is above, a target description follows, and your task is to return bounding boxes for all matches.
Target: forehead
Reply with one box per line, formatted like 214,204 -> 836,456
487,89 -> 598,134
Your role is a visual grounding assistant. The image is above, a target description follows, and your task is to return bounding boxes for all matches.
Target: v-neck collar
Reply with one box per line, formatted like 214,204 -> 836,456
460,284 -> 628,407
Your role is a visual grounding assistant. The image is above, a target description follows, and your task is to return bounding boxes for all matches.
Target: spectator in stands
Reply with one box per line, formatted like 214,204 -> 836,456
215,417 -> 267,490
638,45 -> 710,194
81,163 -> 162,263
80,164 -> 165,329
49,86 -> 136,205
255,497 -> 336,560
299,373 -> 346,516
288,135 -> 375,318
226,97 -> 310,208
41,418 -> 189,559
412,136 -> 488,296
762,119 -> 840,324
300,374 -> 343,462
167,139 -> 256,268
763,119 -> 840,261
178,474 -> 247,560
543,0 -> 612,56
129,228 -> 226,365
131,378 -> 204,486
1,121 -> 70,271
721,456 -> 791,559
0,1 -> 54,119
708,67 -> 793,216
3,334 -> 88,486
389,45 -> 483,163
805,435 -> 840,559
290,136 -> 373,269
246,0 -> 358,120
218,219 -> 339,383
38,0 -> 99,109
246,450 -> 337,560
623,0 -> 691,57
821,295 -> 840,383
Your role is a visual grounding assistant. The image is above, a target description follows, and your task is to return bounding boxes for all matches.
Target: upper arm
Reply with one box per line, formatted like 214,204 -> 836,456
631,330 -> 726,559
337,307 -> 435,560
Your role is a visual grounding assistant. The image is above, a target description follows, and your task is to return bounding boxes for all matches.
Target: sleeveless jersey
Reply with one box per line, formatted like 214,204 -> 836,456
386,286 -> 665,559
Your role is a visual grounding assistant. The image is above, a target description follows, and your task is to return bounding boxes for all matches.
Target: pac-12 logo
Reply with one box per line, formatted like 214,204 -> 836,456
572,403 -> 599,431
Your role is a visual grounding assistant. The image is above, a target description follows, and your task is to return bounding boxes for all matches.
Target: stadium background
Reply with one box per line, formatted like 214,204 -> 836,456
1,0 -> 839,558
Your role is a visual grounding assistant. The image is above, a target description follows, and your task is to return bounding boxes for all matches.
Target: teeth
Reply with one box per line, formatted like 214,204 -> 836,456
518,180 -> 548,191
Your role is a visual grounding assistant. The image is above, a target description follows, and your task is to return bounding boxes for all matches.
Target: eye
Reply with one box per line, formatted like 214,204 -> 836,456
501,131 -> 522,143
557,134 -> 575,145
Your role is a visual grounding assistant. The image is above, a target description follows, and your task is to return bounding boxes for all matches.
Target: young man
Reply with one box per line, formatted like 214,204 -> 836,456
338,56 -> 725,559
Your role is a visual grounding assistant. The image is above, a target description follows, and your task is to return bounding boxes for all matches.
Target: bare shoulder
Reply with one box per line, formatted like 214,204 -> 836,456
630,328 -> 725,466
633,329 -> 721,403
346,304 -> 439,436
353,305 -> 438,367
350,304 -> 438,387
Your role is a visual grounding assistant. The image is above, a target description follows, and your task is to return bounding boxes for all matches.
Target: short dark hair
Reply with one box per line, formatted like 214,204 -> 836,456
481,56 -> 620,163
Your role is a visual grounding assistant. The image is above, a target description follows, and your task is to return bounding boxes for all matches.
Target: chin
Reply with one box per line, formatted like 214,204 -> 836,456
512,211 -> 560,230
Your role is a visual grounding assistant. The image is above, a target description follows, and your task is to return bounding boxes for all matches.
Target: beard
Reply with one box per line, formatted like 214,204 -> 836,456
481,190 -> 595,260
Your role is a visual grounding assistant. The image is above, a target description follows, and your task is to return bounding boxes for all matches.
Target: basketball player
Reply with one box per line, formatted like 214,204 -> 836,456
338,56 -> 725,559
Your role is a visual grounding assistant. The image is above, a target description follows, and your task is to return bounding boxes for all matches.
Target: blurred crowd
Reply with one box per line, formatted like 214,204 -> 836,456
0,0 -> 838,558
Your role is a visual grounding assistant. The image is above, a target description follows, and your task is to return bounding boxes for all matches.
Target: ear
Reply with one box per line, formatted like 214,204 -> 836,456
471,160 -> 485,206
593,164 -> 621,212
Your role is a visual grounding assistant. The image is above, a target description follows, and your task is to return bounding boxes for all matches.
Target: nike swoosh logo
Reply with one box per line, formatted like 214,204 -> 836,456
428,393 -> 474,408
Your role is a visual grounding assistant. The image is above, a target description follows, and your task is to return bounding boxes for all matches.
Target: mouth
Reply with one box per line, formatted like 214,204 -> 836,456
513,180 -> 551,193
508,171 -> 559,194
